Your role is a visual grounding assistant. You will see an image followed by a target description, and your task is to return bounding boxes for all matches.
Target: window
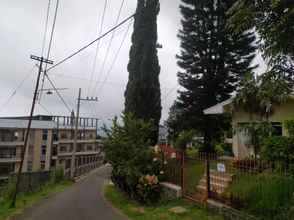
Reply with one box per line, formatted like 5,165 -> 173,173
40,161 -> 45,170
59,145 -> 67,153
65,159 -> 71,169
272,122 -> 283,136
53,131 -> 58,141
27,161 -> 33,172
86,145 -> 92,151
60,132 -> 68,139
41,145 -> 46,155
42,130 -> 48,141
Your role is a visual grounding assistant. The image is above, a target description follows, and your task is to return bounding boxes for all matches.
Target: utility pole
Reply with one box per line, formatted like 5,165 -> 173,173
11,55 -> 53,207
70,88 -> 98,179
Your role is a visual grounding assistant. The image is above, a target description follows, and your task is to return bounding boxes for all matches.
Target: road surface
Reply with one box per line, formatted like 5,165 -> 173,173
13,165 -> 127,220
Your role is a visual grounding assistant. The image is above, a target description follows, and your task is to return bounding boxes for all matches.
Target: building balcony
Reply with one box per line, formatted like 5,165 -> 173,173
55,139 -> 97,144
0,141 -> 24,146
57,150 -> 101,157
0,157 -> 21,163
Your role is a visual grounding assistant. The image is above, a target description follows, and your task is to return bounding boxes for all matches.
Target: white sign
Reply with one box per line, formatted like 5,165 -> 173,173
217,163 -> 226,173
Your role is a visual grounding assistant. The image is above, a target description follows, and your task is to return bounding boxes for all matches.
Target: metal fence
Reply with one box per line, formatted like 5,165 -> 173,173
159,147 -> 294,220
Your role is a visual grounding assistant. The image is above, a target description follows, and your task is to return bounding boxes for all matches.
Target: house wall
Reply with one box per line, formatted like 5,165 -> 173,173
232,100 -> 294,158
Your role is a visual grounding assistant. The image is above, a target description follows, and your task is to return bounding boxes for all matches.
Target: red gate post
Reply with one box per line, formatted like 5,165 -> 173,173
181,151 -> 185,192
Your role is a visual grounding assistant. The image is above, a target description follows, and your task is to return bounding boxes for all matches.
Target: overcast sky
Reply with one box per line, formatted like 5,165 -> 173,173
0,0 -> 266,125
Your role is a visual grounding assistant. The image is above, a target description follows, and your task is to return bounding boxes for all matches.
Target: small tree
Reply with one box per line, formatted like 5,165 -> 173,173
103,113 -> 161,203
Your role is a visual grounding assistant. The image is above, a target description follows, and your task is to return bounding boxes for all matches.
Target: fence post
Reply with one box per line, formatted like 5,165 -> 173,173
181,151 -> 184,192
206,154 -> 211,198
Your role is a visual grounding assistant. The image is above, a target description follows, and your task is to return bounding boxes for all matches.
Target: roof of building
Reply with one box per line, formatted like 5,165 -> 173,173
203,98 -> 234,115
0,119 -> 55,129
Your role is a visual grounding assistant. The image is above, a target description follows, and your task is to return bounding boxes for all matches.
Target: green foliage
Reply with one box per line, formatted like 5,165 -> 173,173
227,0 -> 294,85
261,136 -> 292,162
125,0 -> 161,145
103,114 -> 161,204
227,174 -> 294,220
175,0 -> 256,151
234,72 -> 291,120
237,122 -> 272,156
51,168 -> 64,183
104,184 -> 224,220
136,175 -> 161,205
174,130 -> 196,151
285,120 -> 294,138
227,0 -> 294,60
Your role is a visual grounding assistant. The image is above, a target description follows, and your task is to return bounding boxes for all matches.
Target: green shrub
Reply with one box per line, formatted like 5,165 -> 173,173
285,120 -> 294,138
103,114 -> 162,204
136,175 -> 161,205
227,174 -> 294,220
51,168 -> 64,183
261,136 -> 293,162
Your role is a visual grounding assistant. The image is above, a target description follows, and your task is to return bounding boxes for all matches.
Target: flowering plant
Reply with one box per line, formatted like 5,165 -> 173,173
136,174 -> 161,204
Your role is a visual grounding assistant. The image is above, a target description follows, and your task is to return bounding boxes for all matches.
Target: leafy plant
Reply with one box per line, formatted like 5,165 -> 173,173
261,136 -> 291,162
285,120 -> 294,138
103,113 -> 162,204
136,175 -> 161,205
174,130 -> 197,151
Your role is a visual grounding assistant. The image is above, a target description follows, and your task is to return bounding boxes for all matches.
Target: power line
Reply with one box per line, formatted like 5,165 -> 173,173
0,65 -> 37,113
87,0 -> 108,96
91,0 -> 126,96
95,20 -> 132,95
44,73 -> 72,113
41,0 -> 51,57
46,13 -> 135,72
39,0 -> 60,102
38,102 -> 53,115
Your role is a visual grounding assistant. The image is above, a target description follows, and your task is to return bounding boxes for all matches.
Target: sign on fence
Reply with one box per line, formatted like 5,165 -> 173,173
217,163 -> 226,173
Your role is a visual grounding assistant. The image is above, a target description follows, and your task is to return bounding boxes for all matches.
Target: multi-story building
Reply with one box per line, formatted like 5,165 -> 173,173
0,115 -> 102,180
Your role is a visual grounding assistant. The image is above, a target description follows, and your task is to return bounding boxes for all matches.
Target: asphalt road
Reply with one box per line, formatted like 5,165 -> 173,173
13,165 -> 127,220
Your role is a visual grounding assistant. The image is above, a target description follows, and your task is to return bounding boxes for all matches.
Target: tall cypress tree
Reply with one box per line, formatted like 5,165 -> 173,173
125,0 -> 161,145
175,0 -> 256,151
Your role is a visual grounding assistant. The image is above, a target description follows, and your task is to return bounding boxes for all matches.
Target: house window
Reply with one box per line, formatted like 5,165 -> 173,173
65,159 -> 71,169
41,145 -> 47,155
59,145 -> 67,153
272,122 -> 282,136
86,145 -> 92,151
40,161 -> 45,170
27,161 -> 33,172
60,132 -> 68,139
42,130 -> 48,140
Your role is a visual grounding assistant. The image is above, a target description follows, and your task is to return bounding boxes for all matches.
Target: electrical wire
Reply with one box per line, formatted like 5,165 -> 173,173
46,13 -> 136,72
39,0 -> 60,102
41,0 -> 51,57
87,0 -> 108,96
95,20 -> 131,95
91,0 -> 126,96
44,73 -> 72,113
38,102 -> 53,115
0,65 -> 37,113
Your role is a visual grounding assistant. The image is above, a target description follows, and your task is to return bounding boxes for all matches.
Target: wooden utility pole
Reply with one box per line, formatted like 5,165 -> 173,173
11,55 -> 53,207
70,88 -> 98,179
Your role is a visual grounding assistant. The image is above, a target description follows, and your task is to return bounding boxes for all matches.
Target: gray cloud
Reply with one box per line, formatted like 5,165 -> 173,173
0,0 -> 264,125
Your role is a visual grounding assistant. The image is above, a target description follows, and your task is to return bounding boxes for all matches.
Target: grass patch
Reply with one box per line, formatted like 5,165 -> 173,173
225,173 -> 294,220
104,184 -> 223,220
0,181 -> 72,220
184,161 -> 205,195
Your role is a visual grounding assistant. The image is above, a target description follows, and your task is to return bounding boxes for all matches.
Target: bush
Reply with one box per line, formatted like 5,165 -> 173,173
136,175 -> 161,205
261,136 -> 293,162
51,168 -> 64,183
104,114 -> 162,204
